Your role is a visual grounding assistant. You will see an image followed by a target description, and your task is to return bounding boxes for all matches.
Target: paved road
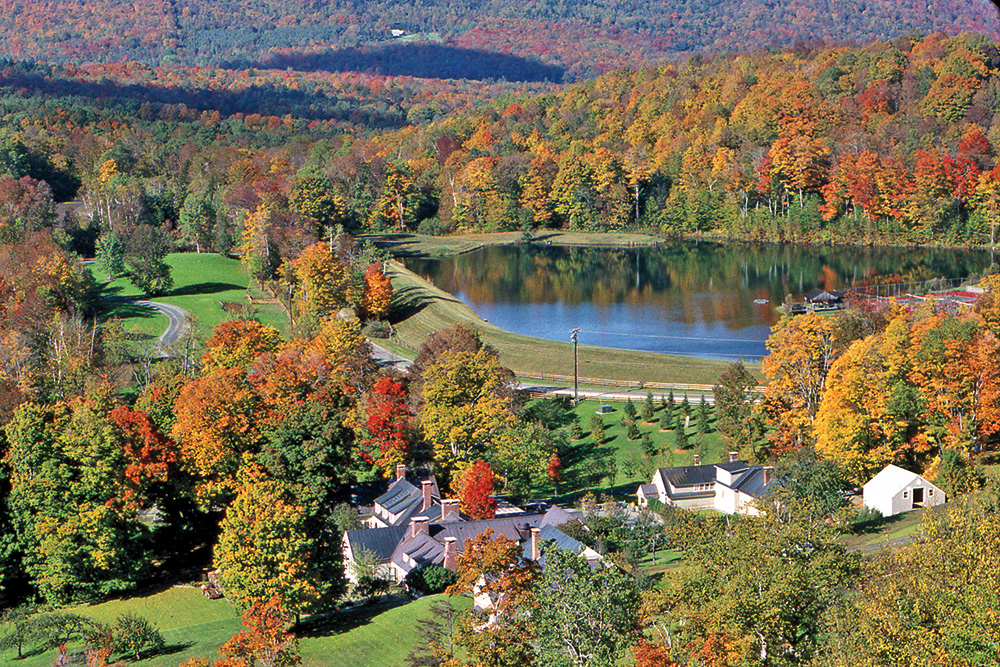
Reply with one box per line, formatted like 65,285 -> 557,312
518,383 -> 715,404
369,341 -> 413,371
368,341 -> 714,403
124,300 -> 190,357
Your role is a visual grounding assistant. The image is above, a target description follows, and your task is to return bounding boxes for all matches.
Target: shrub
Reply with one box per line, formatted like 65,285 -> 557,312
626,420 -> 641,441
405,565 -> 457,595
363,320 -> 391,338
570,422 -> 584,440
417,217 -> 447,236
851,506 -> 884,533
659,409 -> 673,431
354,575 -> 391,602
623,399 -> 637,419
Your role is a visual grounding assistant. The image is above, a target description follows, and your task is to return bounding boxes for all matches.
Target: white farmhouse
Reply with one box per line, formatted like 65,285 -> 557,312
862,464 -> 946,518
636,453 -> 773,516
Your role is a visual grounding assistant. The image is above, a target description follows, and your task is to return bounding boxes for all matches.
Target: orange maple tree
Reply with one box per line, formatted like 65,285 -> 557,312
215,595 -> 300,667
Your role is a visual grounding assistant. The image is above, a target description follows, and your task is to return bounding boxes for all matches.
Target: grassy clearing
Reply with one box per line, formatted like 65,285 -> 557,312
0,586 -> 243,667
0,588 -> 470,667
364,230 -> 663,258
552,398 -> 731,498
94,253 -> 288,338
836,506 -> 933,552
387,262 -> 755,386
299,594 -> 471,667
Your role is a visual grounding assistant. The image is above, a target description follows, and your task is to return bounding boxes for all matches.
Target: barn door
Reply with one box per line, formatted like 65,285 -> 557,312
912,487 -> 924,508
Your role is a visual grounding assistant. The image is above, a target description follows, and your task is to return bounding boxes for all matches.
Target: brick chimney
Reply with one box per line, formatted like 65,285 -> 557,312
421,480 -> 434,511
729,451 -> 739,463
763,467 -> 773,485
396,464 -> 407,481
443,537 -> 458,571
410,517 -> 429,538
693,454 -> 700,466
442,498 -> 460,522
530,527 -> 541,561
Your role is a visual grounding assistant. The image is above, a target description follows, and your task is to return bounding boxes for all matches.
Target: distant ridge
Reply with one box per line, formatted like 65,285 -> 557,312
0,0 -> 997,78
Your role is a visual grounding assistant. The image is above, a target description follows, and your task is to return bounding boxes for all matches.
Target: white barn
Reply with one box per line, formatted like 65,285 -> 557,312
862,464 -> 945,518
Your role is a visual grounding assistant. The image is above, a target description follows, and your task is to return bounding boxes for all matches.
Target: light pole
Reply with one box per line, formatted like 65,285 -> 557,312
571,328 -> 581,404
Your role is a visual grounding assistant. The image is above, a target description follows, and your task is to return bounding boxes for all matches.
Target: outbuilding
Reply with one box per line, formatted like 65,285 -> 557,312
862,464 -> 945,518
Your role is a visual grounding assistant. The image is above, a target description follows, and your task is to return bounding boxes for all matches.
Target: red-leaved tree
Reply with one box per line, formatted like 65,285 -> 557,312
361,376 -> 412,476
457,459 -> 497,520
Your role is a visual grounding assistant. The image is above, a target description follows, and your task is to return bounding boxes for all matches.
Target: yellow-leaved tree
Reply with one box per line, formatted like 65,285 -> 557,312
419,347 -> 516,480
760,313 -> 844,454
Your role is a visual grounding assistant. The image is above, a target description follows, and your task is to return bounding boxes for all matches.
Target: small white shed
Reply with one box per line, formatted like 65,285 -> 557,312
862,464 -> 945,518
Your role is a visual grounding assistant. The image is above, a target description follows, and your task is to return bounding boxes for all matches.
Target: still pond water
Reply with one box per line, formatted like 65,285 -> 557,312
404,242 -> 994,360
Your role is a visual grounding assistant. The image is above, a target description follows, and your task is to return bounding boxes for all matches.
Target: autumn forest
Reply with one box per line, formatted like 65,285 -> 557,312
4,1 -> 1000,665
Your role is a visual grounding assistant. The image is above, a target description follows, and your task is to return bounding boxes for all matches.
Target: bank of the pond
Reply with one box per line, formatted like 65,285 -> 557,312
386,262 -> 759,387
364,230 -> 664,258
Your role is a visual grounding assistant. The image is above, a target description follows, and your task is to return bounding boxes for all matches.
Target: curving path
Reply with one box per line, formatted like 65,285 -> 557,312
137,300 -> 190,356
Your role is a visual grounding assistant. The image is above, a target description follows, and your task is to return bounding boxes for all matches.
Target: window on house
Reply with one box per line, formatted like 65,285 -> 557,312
903,490 -> 908,498
929,489 -> 934,496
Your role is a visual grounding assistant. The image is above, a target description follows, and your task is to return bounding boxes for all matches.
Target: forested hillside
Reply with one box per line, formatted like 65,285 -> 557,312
2,33 -> 1000,251
0,0 -> 997,79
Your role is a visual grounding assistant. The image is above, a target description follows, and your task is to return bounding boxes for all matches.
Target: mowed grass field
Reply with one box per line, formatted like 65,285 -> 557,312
94,253 -> 288,339
0,588 -> 470,667
387,261 -> 759,387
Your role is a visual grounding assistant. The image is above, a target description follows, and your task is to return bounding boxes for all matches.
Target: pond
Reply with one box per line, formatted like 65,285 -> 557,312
403,241 -> 995,360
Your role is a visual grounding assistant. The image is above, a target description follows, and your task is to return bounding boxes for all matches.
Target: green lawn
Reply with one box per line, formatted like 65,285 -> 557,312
0,588 -> 470,667
554,398 -> 732,498
387,262 -> 756,387
94,253 -> 288,338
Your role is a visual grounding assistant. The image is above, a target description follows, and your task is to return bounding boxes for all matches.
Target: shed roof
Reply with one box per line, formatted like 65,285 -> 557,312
864,464 -> 924,494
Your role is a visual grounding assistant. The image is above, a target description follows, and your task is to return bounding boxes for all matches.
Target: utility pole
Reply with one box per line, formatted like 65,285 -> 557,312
571,328 -> 581,404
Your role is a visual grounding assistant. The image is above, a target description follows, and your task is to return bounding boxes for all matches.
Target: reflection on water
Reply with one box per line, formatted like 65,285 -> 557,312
403,241 -> 993,360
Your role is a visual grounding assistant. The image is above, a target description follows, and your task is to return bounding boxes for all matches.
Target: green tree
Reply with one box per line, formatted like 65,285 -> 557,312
95,232 -> 126,280
113,613 -> 165,660
124,223 -> 173,295
4,400 -> 150,604
214,475 -> 345,615
697,395 -> 711,434
289,173 -> 344,239
673,424 -> 688,450
714,361 -> 757,435
0,607 -> 45,660
531,547 -> 641,667
642,391 -> 655,422
178,191 -> 216,253
623,399 -> 637,420
774,448 -> 853,519
663,501 -> 859,666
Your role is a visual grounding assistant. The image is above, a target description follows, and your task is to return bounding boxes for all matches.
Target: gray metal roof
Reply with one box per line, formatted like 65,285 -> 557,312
637,484 -> 658,496
373,476 -> 441,526
660,464 -> 716,487
732,467 -> 771,498
522,524 -> 587,561
389,513 -> 546,575
540,505 -> 583,528
345,525 -> 408,560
